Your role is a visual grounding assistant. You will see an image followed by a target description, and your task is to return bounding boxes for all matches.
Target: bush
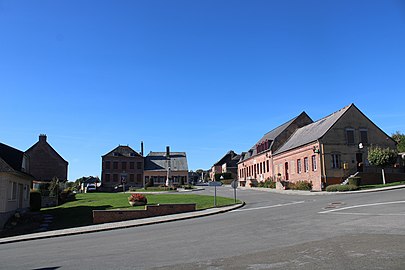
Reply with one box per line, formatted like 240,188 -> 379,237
59,188 -> 76,204
258,179 -> 276,188
30,191 -> 42,211
326,184 -> 359,192
348,177 -> 361,186
289,181 -> 313,191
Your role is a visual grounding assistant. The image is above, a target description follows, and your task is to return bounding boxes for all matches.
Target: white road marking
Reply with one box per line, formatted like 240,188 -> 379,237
322,212 -> 405,216
318,201 -> 405,214
234,201 -> 305,212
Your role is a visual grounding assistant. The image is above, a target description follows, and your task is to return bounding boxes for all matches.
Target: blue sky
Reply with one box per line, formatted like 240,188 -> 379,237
1,0 -> 405,181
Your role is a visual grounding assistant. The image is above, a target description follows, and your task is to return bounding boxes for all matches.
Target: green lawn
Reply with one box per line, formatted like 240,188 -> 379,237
41,192 -> 239,230
359,181 -> 405,190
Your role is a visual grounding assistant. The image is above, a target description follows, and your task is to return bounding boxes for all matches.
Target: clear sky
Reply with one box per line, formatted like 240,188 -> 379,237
1,0 -> 405,181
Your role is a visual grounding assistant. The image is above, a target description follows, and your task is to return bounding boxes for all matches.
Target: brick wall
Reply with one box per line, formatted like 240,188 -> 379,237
93,204 -> 196,224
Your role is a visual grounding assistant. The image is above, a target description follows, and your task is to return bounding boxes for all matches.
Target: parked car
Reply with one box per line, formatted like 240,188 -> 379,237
85,184 -> 96,193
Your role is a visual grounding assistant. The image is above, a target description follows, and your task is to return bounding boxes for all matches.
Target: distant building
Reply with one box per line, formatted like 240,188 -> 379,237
0,143 -> 34,228
210,150 -> 240,180
26,134 -> 68,183
101,145 -> 144,191
144,146 -> 188,186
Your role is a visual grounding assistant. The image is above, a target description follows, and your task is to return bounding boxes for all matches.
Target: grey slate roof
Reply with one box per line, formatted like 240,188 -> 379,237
213,150 -> 238,166
239,113 -> 308,162
144,152 -> 188,171
103,145 -> 142,157
0,143 -> 24,172
274,104 -> 352,155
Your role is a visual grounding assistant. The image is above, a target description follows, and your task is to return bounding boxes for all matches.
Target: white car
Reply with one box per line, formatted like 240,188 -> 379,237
85,184 -> 96,193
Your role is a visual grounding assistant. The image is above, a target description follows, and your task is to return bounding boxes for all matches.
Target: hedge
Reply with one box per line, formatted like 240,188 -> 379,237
326,184 -> 359,192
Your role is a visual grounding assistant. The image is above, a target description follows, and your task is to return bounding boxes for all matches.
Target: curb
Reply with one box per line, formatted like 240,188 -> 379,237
0,202 -> 245,245
241,184 -> 405,195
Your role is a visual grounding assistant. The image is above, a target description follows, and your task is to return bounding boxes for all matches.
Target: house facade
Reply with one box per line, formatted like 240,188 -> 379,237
238,112 -> 313,187
26,134 -> 68,182
272,104 -> 397,191
238,104 -> 399,191
210,150 -> 240,180
101,145 -> 144,191
0,143 -> 33,228
144,147 -> 188,186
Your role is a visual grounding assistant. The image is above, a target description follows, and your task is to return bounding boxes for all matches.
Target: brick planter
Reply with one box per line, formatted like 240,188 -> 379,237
93,204 -> 196,224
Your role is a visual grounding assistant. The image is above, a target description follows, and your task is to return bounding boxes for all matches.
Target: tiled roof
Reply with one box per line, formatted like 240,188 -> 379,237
144,152 -> 188,171
240,112 -> 309,162
0,143 -> 24,172
274,104 -> 352,155
213,150 -> 238,166
103,145 -> 142,157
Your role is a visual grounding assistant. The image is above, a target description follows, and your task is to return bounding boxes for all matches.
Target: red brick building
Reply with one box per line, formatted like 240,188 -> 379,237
26,134 -> 68,182
238,112 -> 313,187
101,145 -> 144,191
238,104 -> 399,191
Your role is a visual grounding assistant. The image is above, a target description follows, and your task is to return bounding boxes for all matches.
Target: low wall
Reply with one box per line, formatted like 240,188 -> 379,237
93,204 -> 196,224
358,172 -> 405,185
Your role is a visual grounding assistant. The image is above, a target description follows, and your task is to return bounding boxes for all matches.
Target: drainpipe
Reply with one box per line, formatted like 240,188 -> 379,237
320,143 -> 326,189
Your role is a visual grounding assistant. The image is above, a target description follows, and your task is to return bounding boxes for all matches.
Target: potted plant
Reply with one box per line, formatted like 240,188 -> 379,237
128,193 -> 147,206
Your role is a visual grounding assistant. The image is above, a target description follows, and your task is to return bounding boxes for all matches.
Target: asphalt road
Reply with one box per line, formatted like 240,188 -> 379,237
1,187 -> 404,270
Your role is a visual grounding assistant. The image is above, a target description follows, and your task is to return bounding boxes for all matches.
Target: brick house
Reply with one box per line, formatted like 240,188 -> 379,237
238,112 -> 313,187
101,145 -> 144,191
26,134 -> 68,183
144,146 -> 188,186
272,104 -> 397,191
0,143 -> 34,228
210,150 -> 240,180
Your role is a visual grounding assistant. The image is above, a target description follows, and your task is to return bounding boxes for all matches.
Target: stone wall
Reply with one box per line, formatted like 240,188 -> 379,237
93,204 -> 196,224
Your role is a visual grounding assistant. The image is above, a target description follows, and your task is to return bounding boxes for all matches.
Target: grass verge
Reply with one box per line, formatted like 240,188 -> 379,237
41,193 -> 240,230
359,181 -> 405,190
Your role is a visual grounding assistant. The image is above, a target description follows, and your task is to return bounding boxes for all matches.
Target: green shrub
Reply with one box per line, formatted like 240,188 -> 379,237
30,191 -> 42,211
326,184 -> 359,192
289,181 -> 313,190
258,180 -> 276,188
348,177 -> 361,186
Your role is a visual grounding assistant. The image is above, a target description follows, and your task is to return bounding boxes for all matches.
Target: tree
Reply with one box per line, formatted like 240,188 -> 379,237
368,146 -> 397,184
392,131 -> 405,152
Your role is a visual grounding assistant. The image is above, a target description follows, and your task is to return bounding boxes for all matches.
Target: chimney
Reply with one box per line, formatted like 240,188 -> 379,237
140,141 -> 144,156
166,146 -> 170,158
39,134 -> 47,143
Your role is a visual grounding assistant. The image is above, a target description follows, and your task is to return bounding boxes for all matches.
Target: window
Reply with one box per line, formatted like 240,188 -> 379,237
113,162 -> 118,169
360,129 -> 368,144
105,174 -> 111,182
331,154 -> 341,169
113,174 -> 118,182
297,159 -> 302,174
312,155 -> 317,171
130,162 -> 134,169
137,174 -> 142,182
129,174 -> 135,182
122,162 -> 127,170
105,161 -> 110,169
8,181 -> 17,201
346,128 -> 355,145
263,162 -> 266,173
260,163 -> 263,174
267,160 -> 270,172
24,185 -> 29,200
304,157 -> 309,172
137,162 -> 142,169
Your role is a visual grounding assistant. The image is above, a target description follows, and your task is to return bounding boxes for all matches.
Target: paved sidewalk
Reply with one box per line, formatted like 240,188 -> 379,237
0,203 -> 244,245
240,184 -> 405,195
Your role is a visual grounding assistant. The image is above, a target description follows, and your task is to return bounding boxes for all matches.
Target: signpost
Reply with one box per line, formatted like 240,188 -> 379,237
209,181 -> 222,207
231,180 -> 238,203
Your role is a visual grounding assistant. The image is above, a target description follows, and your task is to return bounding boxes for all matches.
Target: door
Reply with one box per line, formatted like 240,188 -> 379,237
284,162 -> 289,180
356,153 -> 363,172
